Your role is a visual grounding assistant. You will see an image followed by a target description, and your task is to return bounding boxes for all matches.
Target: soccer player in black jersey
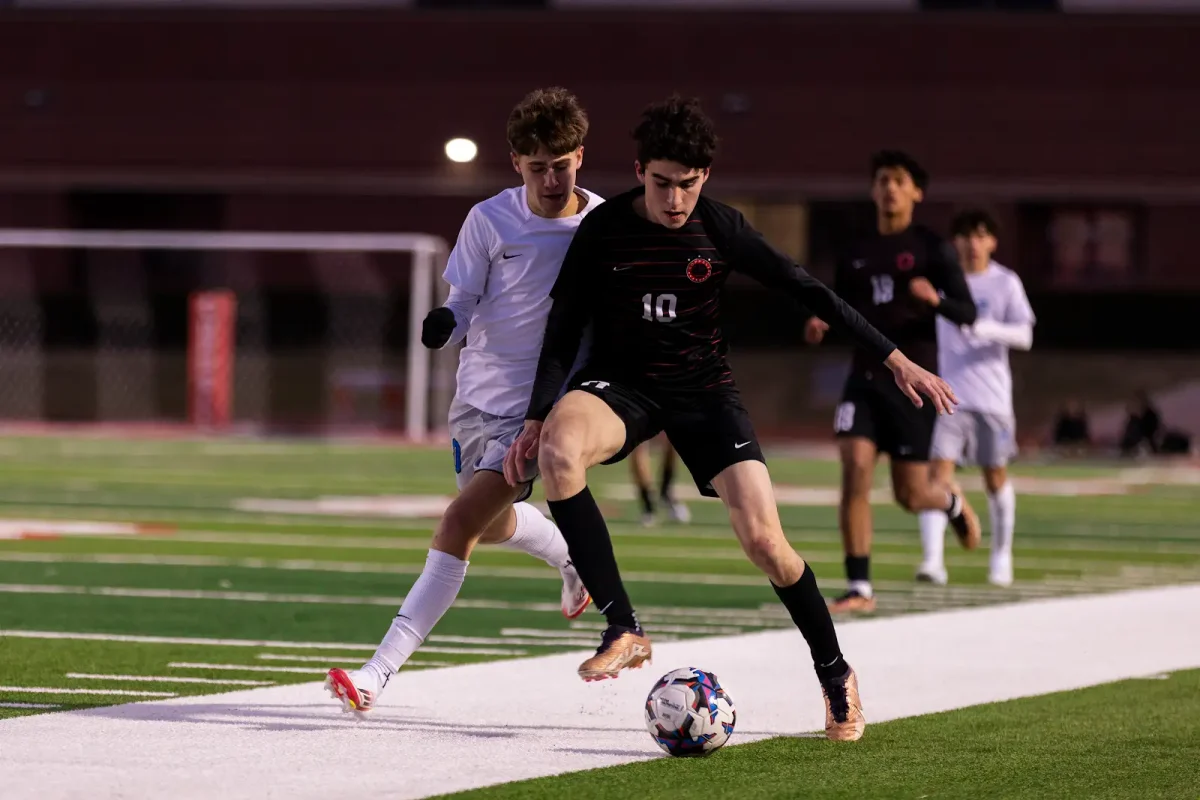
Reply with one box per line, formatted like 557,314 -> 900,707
502,98 -> 957,742
806,151 -> 983,615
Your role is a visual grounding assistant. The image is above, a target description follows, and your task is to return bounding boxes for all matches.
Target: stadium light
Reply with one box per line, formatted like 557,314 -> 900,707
444,138 -> 478,164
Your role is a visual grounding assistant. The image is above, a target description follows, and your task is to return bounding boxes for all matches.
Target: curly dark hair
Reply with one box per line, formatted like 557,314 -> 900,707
951,209 -> 1000,238
870,149 -> 929,191
506,87 -> 589,157
632,95 -> 718,170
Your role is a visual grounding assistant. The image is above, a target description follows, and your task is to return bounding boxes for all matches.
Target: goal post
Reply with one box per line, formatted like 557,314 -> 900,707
0,228 -> 450,441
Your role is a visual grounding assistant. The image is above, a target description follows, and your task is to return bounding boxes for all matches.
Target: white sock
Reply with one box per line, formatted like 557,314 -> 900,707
988,482 -> 1016,558
918,510 -> 948,570
364,549 -> 467,679
501,501 -> 572,570
847,580 -> 873,599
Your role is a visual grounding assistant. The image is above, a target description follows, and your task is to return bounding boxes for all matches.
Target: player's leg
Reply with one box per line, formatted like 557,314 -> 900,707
915,459 -> 958,585
831,381 -> 881,612
659,440 -> 691,523
979,413 -> 1018,587
539,382 -> 657,680
629,442 -> 658,526
326,468 -> 522,712
670,404 -> 864,742
886,392 -> 982,550
916,412 -> 974,584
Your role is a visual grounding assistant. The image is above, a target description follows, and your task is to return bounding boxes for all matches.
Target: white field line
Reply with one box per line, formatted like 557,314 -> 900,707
96,529 -> 1200,571
65,674 -> 273,687
167,663 -> 330,675
0,702 -> 60,709
165,662 -> 443,675
11,551 -> 1193,599
254,655 -> 457,668
0,686 -> 176,697
0,579 -> 792,624
0,630 -> 532,657
0,585 -> 1198,800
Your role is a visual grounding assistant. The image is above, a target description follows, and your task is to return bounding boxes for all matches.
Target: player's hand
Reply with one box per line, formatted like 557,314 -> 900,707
420,307 -> 457,349
502,420 -> 544,486
884,351 -> 958,415
804,317 -> 829,345
909,278 -> 941,307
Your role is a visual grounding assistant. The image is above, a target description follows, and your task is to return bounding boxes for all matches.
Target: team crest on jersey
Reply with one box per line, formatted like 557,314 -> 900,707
686,257 -> 713,283
896,252 -> 916,271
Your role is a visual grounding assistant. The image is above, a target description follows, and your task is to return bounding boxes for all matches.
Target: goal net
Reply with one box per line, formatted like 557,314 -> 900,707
0,229 -> 452,441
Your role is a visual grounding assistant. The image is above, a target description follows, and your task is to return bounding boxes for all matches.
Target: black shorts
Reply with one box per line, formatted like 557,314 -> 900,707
568,371 -> 765,498
834,369 -> 937,461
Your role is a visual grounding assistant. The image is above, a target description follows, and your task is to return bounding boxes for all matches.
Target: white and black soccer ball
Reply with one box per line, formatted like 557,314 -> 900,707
644,666 -> 736,757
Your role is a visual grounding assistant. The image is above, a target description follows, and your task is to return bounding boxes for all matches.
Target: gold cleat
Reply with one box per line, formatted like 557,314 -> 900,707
822,666 -> 866,742
827,592 -> 877,615
578,625 -> 652,682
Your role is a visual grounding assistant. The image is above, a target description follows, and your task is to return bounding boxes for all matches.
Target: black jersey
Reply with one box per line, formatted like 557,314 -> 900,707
835,225 -> 976,373
525,188 -> 898,421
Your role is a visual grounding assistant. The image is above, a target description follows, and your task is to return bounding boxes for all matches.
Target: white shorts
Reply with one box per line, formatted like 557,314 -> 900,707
930,410 -> 1017,468
448,397 -> 535,501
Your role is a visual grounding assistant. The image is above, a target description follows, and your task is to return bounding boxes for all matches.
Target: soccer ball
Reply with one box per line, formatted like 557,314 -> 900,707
644,667 -> 736,757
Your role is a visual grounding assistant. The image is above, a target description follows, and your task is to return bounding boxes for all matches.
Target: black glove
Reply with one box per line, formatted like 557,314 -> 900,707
421,306 -> 457,349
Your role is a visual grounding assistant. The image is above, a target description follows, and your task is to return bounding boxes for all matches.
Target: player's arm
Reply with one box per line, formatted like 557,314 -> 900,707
708,201 -> 958,413
523,218 -> 598,423
424,206 -> 496,349
709,204 -> 895,361
971,275 -> 1036,351
915,239 -> 977,326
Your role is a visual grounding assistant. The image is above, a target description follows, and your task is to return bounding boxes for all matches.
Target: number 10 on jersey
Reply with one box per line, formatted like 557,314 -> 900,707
642,293 -> 678,322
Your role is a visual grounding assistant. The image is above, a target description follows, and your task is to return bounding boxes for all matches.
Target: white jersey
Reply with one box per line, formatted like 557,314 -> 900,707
936,261 -> 1036,418
442,185 -> 603,417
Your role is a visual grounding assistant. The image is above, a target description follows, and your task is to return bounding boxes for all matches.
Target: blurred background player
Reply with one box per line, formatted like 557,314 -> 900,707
630,438 -> 690,525
806,151 -> 982,614
325,88 -> 600,713
916,210 -> 1036,588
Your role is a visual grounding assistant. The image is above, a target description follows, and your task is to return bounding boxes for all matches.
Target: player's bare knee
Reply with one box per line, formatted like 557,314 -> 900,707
538,424 -> 586,483
431,504 -> 481,558
893,482 -> 920,512
983,467 -> 1008,493
842,466 -> 874,501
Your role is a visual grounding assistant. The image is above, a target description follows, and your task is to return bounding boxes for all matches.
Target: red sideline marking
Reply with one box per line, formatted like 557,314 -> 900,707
19,533 -> 61,541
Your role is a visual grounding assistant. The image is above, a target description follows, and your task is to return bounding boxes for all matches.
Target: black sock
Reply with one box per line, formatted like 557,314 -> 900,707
844,555 -> 870,584
637,486 -> 655,515
773,564 -> 847,683
547,486 -> 638,630
659,461 -> 675,501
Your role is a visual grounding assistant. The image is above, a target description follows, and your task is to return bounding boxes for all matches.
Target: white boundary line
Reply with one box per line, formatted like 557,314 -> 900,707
65,674 -> 273,687
0,686 -> 177,697
1,585 -> 1198,800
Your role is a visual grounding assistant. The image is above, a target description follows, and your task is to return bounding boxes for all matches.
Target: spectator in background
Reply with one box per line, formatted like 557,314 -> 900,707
1053,398 -> 1090,453
1121,391 -> 1162,456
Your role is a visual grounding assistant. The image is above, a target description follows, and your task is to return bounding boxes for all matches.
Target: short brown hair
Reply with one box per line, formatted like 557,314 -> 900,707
506,87 -> 589,157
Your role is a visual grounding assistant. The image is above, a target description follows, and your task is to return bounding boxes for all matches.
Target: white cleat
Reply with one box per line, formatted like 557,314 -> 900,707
324,667 -> 385,715
989,555 -> 1014,588
560,561 -> 591,619
666,501 -> 691,524
915,564 -> 948,585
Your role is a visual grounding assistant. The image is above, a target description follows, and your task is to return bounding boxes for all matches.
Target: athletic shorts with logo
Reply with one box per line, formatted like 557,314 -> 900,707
930,409 -> 1017,468
568,369 -> 764,498
834,369 -> 937,461
448,396 -> 535,503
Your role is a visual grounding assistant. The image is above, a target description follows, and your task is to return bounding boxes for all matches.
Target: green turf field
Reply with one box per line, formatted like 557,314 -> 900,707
1,434 -> 1198,726
441,669 -> 1200,800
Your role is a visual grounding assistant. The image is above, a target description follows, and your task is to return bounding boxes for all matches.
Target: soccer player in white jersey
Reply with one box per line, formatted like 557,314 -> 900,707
916,210 -> 1035,588
325,88 -> 602,713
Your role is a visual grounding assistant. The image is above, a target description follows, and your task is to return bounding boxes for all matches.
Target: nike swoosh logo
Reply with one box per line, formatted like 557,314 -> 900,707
612,265 -> 635,271
502,252 -> 519,260
734,441 -> 751,449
